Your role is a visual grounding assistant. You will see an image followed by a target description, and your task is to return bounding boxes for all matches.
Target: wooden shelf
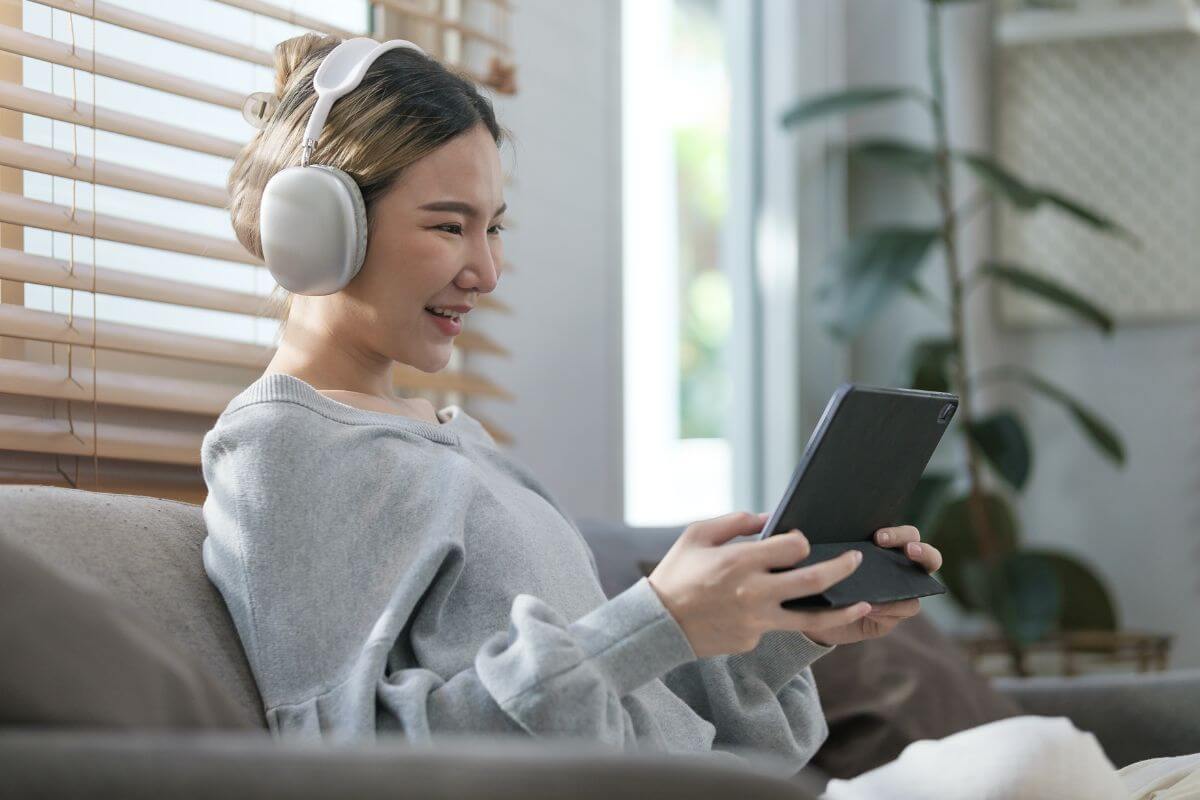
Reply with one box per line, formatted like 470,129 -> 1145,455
998,5 -> 1200,45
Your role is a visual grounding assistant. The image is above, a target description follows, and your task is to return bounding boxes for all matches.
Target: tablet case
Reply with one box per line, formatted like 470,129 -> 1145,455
762,385 -> 958,610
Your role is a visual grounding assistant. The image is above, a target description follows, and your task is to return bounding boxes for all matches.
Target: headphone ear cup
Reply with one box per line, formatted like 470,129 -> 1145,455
259,165 -> 369,295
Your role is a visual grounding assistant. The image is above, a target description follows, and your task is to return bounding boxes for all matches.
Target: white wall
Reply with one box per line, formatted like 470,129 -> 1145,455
471,0 -> 624,523
844,0 -> 1200,668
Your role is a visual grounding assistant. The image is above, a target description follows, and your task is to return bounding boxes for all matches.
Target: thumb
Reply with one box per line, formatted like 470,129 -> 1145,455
688,511 -> 769,546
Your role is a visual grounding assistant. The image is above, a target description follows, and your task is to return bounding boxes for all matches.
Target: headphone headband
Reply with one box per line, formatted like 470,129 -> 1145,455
300,37 -> 425,167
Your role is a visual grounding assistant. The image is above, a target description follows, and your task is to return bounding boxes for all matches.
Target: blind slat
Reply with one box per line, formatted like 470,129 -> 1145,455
208,0 -> 360,41
0,192 -> 258,265
0,81 -> 243,158
0,411 -> 202,464
0,355 -> 239,414
0,303 -> 507,366
0,407 -> 514,464
0,136 -> 228,207
0,245 -> 512,318
0,247 -> 268,315
0,24 -> 246,109
372,0 -> 512,53
30,0 -> 274,67
0,356 -> 513,415
0,302 -> 270,366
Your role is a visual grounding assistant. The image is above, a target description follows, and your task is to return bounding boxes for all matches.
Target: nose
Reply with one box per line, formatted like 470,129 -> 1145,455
462,228 -> 500,294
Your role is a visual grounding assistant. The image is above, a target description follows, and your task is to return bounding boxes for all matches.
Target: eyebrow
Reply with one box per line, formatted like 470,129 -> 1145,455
418,200 -> 507,219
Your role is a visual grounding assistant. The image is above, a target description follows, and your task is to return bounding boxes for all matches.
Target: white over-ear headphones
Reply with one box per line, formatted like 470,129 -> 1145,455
258,37 -> 426,296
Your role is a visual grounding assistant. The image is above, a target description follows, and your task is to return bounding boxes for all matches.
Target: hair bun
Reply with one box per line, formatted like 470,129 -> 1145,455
273,32 -> 340,99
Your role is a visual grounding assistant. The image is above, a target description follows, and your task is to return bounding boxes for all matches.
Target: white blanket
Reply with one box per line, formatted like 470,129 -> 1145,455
822,716 -> 1130,800
1119,753 -> 1200,799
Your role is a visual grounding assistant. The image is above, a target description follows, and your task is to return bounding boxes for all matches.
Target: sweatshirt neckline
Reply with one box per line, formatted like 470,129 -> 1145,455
239,372 -> 463,446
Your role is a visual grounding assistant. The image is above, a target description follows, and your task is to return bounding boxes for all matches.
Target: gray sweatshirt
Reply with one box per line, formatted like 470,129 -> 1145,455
200,372 -> 832,770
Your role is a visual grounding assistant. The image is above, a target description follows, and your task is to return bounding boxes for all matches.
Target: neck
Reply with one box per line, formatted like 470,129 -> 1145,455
267,315 -> 397,401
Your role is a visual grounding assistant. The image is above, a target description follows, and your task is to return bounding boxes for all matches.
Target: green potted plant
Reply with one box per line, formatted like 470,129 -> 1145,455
780,0 -> 1134,674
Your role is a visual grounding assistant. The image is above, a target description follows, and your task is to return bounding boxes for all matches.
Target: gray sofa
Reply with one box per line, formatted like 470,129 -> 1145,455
2,484 -> 1198,799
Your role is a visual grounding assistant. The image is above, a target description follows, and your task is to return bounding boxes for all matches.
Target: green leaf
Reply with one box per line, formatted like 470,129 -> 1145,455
817,227 -> 940,339
1026,549 -> 1118,632
928,491 -> 1020,611
843,138 -> 938,177
956,152 -> 1136,242
967,411 -> 1032,490
902,277 -> 948,318
781,87 -> 925,129
908,336 -> 957,393
957,152 -> 1041,207
996,367 -> 1126,466
978,261 -> 1114,334
986,551 -> 1062,645
1038,189 -> 1133,241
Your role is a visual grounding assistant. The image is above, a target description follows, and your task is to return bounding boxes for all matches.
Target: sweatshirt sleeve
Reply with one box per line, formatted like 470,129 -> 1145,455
659,630 -> 834,773
199,410 -> 696,746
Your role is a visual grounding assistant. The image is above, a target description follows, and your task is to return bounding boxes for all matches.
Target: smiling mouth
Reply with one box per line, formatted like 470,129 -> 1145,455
424,305 -> 469,320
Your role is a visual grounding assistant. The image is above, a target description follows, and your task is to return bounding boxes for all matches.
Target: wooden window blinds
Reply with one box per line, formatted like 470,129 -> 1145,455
0,0 -> 518,504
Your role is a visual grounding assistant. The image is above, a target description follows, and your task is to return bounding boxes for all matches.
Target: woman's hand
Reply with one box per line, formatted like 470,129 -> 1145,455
647,515 -> 944,657
648,511 -> 876,658
803,525 -> 943,647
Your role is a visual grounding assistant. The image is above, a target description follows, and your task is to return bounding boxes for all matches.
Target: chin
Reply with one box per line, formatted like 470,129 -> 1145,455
402,348 -> 452,374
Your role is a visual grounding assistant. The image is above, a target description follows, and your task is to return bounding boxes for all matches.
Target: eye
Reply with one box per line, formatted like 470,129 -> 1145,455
488,223 -> 505,235
436,223 -> 463,235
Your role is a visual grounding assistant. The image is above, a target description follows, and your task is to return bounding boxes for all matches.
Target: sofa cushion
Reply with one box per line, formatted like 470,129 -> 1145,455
574,518 -> 684,599
809,612 -> 1023,778
0,533 -> 256,729
0,485 -> 265,728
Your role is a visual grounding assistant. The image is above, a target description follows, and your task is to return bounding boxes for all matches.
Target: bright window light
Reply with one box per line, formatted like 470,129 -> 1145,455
622,0 -> 734,526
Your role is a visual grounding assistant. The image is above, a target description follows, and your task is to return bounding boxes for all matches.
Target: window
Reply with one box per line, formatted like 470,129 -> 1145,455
0,0 -> 516,498
622,0 -> 751,526
19,1 -> 371,347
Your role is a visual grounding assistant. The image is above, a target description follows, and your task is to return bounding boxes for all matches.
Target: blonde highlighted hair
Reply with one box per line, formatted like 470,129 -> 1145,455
227,33 -> 506,333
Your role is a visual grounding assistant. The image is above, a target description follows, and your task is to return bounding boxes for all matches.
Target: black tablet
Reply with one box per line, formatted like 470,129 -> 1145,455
760,384 -> 957,610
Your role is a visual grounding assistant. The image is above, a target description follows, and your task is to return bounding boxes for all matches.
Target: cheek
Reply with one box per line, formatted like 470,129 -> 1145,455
361,231 -> 447,294
491,238 -> 505,272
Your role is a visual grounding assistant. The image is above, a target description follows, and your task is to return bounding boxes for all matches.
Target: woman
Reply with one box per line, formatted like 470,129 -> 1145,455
201,32 -> 943,772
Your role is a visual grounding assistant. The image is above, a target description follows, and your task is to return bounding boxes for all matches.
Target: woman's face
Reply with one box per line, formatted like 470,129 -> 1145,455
340,122 -> 506,373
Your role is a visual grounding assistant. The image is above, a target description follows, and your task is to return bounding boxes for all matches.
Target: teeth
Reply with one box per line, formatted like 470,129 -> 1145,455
427,307 -> 461,320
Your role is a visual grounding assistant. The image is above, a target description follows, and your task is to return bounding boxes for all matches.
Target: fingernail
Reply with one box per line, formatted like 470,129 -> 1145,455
907,542 -> 921,558
853,550 -> 863,565
878,530 -> 890,544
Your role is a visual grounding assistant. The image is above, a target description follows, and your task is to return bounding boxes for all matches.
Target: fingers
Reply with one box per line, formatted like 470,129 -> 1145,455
768,600 -> 871,633
876,525 -> 942,573
874,525 -> 920,548
749,530 -> 811,569
764,548 -> 862,603
685,510 -> 769,546
905,541 -> 943,573
866,598 -> 921,619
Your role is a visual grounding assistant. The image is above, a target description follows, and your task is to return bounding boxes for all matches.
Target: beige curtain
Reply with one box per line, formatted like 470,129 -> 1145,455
0,0 -> 517,502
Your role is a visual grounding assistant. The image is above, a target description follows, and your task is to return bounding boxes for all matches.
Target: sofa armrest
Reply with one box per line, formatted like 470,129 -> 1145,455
0,729 -> 815,800
992,668 -> 1200,768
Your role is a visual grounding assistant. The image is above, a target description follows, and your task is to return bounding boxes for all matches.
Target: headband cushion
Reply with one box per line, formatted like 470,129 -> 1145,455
259,165 -> 368,295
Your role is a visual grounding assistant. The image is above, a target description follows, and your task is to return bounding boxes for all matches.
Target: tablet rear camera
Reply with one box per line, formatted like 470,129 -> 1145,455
937,403 -> 956,424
